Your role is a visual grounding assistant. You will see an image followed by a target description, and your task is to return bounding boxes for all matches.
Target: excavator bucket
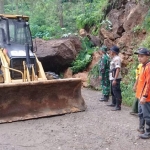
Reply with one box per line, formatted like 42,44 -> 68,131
0,78 -> 86,123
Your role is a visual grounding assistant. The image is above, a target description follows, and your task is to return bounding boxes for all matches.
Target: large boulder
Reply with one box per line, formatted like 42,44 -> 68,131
35,37 -> 81,73
123,4 -> 149,32
107,9 -> 125,36
100,28 -> 115,40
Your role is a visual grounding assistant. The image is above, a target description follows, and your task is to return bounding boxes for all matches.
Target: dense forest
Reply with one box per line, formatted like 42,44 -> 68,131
0,0 -> 107,39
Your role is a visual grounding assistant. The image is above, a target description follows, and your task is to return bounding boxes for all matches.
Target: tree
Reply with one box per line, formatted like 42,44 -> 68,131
0,0 -> 4,13
57,0 -> 64,27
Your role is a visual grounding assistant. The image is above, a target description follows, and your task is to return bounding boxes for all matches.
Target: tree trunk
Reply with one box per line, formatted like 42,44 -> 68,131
15,0 -> 19,14
57,0 -> 64,28
0,0 -> 4,14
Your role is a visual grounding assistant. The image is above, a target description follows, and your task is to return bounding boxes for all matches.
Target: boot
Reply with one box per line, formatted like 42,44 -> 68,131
139,132 -> 150,139
130,112 -> 138,117
104,95 -> 109,101
116,98 -> 122,110
111,107 -> 121,111
107,96 -> 116,106
139,123 -> 150,139
99,95 -> 104,101
137,118 -> 145,134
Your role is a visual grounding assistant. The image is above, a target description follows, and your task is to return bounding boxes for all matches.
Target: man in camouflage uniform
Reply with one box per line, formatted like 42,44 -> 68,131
99,45 -> 110,101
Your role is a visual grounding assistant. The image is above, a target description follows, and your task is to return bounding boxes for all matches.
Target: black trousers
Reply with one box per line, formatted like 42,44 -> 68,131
111,79 -> 122,108
138,101 -> 150,133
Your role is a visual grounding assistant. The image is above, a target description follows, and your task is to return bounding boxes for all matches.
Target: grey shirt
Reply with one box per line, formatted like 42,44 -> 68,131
109,55 -> 122,81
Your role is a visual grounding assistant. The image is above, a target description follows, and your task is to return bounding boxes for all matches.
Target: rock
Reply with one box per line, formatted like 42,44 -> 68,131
63,68 -> 73,78
100,28 -> 115,40
79,29 -> 87,37
89,77 -> 100,90
123,4 -> 149,32
79,28 -> 101,46
108,9 -> 125,36
73,72 -> 89,87
87,34 -> 101,47
34,37 -> 81,73
104,39 -> 115,49
116,32 -> 131,49
87,51 -> 102,71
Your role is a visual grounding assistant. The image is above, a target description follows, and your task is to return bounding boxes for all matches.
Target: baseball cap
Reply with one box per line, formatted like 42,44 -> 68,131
134,48 -> 150,56
110,45 -> 119,54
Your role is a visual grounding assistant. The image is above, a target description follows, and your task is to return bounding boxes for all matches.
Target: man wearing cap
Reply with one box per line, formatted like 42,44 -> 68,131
99,45 -> 110,101
107,45 -> 122,111
134,48 -> 150,139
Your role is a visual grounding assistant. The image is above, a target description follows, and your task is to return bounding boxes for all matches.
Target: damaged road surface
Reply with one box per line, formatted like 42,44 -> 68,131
0,88 -> 150,150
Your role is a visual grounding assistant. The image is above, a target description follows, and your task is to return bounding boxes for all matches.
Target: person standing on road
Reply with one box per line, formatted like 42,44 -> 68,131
134,48 -> 150,139
130,63 -> 142,116
107,46 -> 122,111
99,45 -> 110,102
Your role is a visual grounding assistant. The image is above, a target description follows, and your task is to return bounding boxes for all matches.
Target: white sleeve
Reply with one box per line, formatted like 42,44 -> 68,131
114,58 -> 121,68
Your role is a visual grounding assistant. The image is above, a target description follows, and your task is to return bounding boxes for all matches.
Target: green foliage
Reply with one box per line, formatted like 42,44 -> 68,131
100,19 -> 112,31
76,0 -> 108,31
71,37 -> 98,73
140,34 -> 150,49
4,0 -> 109,39
143,9 -> 150,31
132,25 -> 143,33
121,58 -> 138,106
88,63 -> 99,78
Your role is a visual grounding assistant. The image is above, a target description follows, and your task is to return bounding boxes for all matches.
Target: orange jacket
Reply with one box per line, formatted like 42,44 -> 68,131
136,62 -> 150,102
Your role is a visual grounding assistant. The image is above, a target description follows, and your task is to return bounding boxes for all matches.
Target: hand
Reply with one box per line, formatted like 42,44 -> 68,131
99,76 -> 102,80
140,97 -> 146,104
112,80 -> 117,86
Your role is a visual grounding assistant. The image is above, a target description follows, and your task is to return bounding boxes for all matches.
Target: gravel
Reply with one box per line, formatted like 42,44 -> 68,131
0,88 -> 149,150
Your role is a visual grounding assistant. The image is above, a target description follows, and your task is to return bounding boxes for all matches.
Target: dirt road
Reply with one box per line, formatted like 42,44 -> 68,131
0,88 -> 150,150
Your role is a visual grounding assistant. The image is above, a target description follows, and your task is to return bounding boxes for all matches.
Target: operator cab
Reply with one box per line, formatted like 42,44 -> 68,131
0,15 -> 36,79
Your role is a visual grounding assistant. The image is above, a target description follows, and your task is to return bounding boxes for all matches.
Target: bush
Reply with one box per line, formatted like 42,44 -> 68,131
71,37 -> 98,74
121,59 -> 138,106
143,9 -> 150,31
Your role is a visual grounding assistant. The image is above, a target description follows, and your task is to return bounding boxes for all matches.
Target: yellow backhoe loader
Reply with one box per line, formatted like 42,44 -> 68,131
0,14 -> 86,123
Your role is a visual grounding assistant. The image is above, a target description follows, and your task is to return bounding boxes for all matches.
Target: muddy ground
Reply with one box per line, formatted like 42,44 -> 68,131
0,88 -> 150,150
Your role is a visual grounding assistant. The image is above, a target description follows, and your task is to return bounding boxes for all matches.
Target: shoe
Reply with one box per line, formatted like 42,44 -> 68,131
99,96 -> 104,101
107,104 -> 115,107
139,133 -> 150,139
130,112 -> 138,116
137,128 -> 145,134
104,95 -> 109,101
111,107 -> 121,111
100,99 -> 108,102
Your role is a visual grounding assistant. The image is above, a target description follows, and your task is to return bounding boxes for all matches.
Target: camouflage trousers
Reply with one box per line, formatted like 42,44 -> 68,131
101,76 -> 110,96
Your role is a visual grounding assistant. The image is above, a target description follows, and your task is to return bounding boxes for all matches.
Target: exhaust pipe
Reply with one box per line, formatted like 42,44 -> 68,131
25,43 -> 32,74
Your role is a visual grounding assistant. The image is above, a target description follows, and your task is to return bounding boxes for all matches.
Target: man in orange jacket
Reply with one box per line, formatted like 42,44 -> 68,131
134,48 -> 150,139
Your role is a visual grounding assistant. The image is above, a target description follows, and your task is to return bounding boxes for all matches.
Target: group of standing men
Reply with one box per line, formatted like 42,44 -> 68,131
99,46 -> 150,139
99,45 -> 122,111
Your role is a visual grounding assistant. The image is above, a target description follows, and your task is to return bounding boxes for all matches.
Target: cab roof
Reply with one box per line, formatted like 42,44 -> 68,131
0,14 -> 29,21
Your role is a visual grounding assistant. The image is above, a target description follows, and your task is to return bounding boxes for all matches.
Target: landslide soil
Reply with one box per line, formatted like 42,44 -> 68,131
0,88 -> 150,150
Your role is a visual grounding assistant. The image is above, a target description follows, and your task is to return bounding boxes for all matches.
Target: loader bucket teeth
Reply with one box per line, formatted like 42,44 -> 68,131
0,78 -> 86,123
